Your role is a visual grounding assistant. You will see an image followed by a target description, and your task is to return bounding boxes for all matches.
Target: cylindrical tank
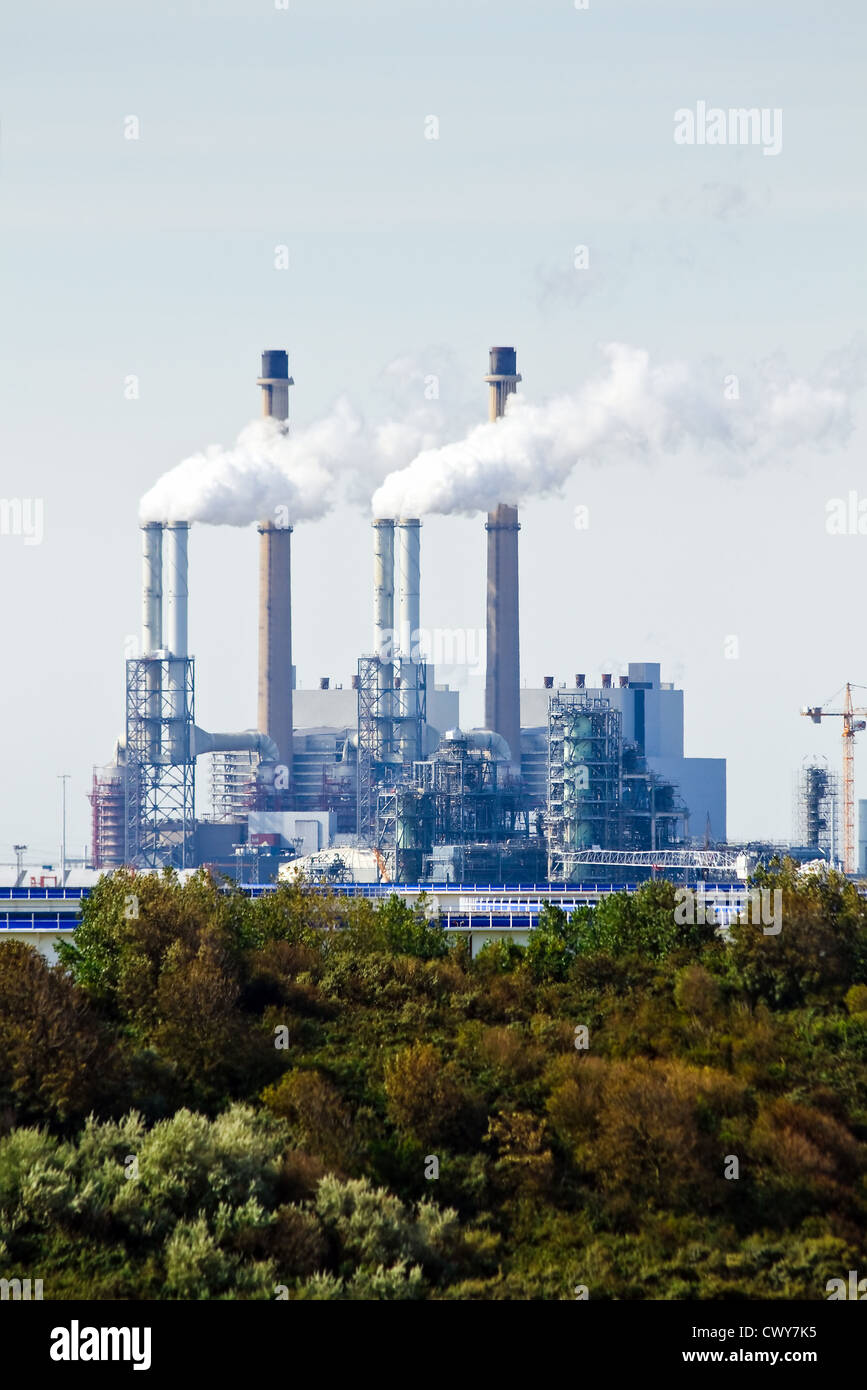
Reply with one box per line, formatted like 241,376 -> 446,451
564,713 -> 594,849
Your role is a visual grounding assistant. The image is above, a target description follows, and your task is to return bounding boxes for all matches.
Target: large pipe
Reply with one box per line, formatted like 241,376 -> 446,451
192,726 -> 279,764
141,523 -> 163,760
165,522 -> 189,658
397,518 -> 421,764
397,518 -> 420,660
373,518 -> 395,761
164,522 -> 190,763
373,518 -> 395,658
256,349 -> 294,786
483,346 -> 522,769
141,523 -> 163,655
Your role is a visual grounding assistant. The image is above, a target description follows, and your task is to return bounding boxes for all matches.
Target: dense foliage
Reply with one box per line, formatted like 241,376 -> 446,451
2,865 -> 867,1299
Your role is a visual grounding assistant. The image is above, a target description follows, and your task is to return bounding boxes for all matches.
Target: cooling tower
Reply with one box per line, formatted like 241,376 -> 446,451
483,346 -> 522,767
256,349 -> 295,786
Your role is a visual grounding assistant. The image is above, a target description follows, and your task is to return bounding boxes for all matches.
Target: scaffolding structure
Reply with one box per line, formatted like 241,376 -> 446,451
621,745 -> 686,852
125,656 -> 196,869
561,847 -> 746,875
377,735 -> 535,881
356,654 -> 427,844
396,658 -> 427,769
414,738 -> 531,842
421,839 -> 547,883
209,750 -> 258,821
356,654 -> 386,843
547,693 -> 621,879
376,784 -> 433,883
795,756 -> 839,858
89,762 -> 126,869
319,767 -> 357,834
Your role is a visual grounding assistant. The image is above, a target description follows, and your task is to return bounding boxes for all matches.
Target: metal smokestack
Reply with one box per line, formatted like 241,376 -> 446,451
397,518 -> 420,662
484,346 -> 522,768
165,522 -> 189,660
372,519 -> 395,659
164,522 -> 190,763
141,522 -> 163,760
373,518 -> 395,761
256,349 -> 294,785
141,522 -> 163,655
397,517 -> 421,765
257,347 -> 292,420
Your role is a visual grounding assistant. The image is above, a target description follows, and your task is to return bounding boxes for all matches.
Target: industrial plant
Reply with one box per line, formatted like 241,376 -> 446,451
88,346 -> 729,887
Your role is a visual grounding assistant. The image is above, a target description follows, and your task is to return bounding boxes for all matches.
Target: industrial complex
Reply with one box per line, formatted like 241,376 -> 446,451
6,343 -> 865,968
79,345 -> 735,889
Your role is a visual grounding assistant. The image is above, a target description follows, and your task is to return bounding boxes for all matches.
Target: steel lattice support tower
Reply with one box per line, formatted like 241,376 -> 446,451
375,786 -> 398,880
547,692 -> 622,882
376,783 -> 433,883
125,655 -> 196,869
357,655 -> 428,844
356,655 -> 383,843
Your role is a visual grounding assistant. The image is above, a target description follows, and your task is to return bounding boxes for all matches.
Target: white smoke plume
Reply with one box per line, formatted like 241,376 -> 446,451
372,340 -> 862,518
138,366 -> 457,527
139,402 -> 366,526
140,340 -> 863,526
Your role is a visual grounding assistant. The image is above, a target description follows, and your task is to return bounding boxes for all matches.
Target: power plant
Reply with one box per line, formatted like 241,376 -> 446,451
89,346 -> 728,885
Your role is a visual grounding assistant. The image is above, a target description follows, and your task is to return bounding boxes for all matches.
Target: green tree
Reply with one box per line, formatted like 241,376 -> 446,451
523,903 -> 587,981
727,869 -> 867,1007
0,940 -> 115,1126
578,881 -> 715,960
384,1042 -> 479,1148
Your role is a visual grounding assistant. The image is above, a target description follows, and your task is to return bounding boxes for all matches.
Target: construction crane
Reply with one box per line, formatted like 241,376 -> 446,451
801,683 -> 867,875
372,845 -> 391,884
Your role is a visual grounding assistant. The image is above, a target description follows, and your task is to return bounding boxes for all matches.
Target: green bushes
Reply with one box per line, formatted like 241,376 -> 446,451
2,867 -> 867,1298
0,1108 -> 470,1300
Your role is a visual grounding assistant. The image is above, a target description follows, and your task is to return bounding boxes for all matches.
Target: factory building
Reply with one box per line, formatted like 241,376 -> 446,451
89,345 -> 727,885
521,663 -> 727,846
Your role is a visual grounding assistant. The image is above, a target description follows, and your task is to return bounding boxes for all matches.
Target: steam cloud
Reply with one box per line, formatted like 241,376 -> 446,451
140,341 -> 863,526
372,341 -> 861,518
139,391 -> 451,528
140,404 -> 363,526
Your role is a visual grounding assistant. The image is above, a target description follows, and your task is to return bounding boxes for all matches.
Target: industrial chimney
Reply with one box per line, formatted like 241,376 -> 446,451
141,522 -> 163,759
372,518 -> 395,761
397,517 -> 422,765
164,522 -> 190,763
484,346 -> 522,768
256,349 -> 294,792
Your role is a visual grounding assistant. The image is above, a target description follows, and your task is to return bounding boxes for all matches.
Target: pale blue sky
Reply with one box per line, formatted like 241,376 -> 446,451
1,0 -> 865,859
